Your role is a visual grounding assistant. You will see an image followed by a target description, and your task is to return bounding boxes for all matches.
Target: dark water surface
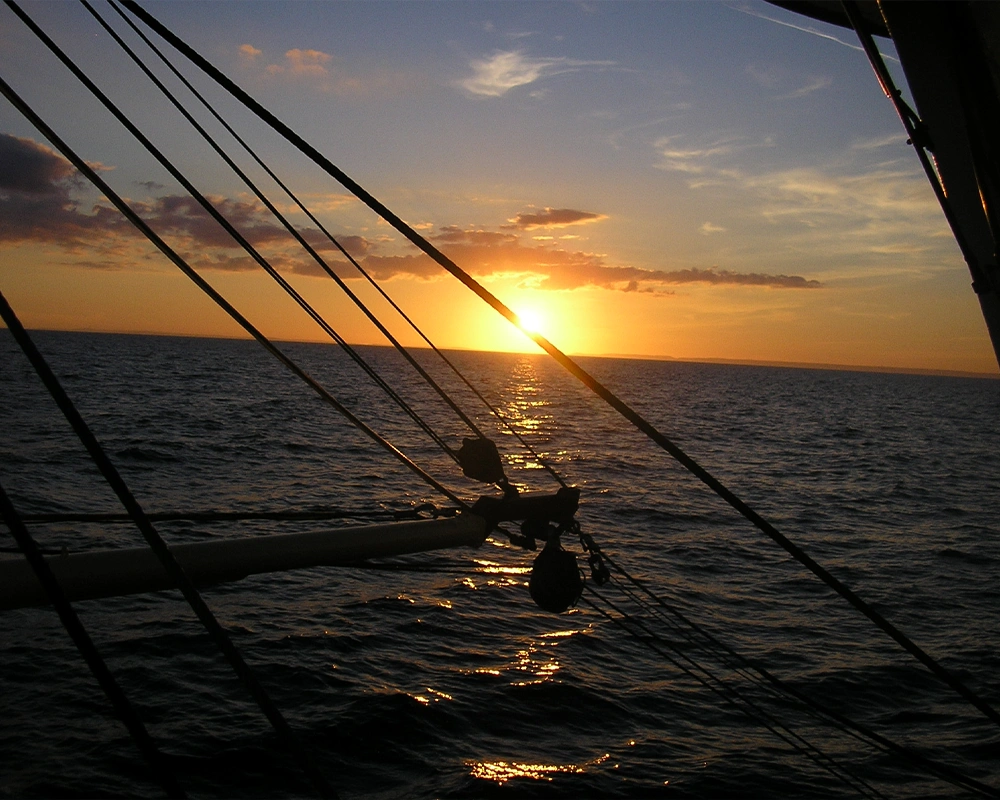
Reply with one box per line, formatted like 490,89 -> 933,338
2,330 -> 999,798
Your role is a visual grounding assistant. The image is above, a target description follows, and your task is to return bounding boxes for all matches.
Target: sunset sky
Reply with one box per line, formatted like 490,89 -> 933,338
1,1 -> 996,375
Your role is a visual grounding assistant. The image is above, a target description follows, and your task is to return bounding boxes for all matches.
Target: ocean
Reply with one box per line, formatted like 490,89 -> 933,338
1,329 -> 998,798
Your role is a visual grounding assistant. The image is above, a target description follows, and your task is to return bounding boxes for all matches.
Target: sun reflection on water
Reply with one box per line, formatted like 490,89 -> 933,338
467,753 -> 610,784
510,645 -> 560,686
459,559 -> 531,591
539,627 -> 590,639
500,359 -> 555,440
409,687 -> 453,705
472,559 -> 531,575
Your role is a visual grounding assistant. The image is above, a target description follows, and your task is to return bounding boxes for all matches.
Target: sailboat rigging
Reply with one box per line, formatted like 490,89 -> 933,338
2,1 -> 998,797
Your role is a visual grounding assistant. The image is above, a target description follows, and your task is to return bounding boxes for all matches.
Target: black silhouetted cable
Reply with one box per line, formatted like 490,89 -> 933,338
96,0 -> 567,491
10,0 -> 466,475
0,284 -> 336,798
115,0 -> 1000,731
0,473 -> 185,799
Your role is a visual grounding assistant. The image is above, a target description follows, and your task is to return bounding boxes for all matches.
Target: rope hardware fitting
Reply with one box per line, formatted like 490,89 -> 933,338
470,486 -> 579,536
456,436 -> 519,498
469,487 -> 607,613
529,532 -> 583,614
528,519 -> 610,614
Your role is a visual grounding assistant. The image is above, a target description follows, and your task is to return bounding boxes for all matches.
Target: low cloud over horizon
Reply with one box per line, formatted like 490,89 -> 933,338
1,132 -> 822,292
504,207 -> 608,230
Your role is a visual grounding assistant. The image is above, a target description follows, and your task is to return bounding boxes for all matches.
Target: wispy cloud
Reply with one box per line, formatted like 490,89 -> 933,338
654,133 -> 771,174
458,50 -> 614,97
851,133 -> 908,151
778,75 -> 833,100
748,166 -> 941,238
239,43 -> 418,98
645,123 -> 949,268
267,48 -> 332,78
746,64 -> 832,99
238,44 -> 262,62
720,163 -> 950,273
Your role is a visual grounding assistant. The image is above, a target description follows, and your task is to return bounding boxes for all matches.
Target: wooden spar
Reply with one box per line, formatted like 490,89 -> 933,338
0,514 -> 488,611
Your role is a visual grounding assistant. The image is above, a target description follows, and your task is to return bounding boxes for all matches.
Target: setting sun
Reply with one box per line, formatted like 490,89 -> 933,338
3,3 -> 1000,795
0,0 -> 996,374
516,307 -> 547,336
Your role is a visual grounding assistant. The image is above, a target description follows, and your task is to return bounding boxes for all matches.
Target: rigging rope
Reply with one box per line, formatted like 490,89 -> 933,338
841,1 -> 995,296
84,0 -> 493,457
578,587 -> 887,800
5,0 -> 995,794
0,290 -> 335,798
8,0 -> 469,481
115,0 -> 1000,731
0,84 -> 464,511
592,552 -> 1000,798
0,61 -> 502,793
344,553 -> 1000,796
97,0 -> 567,492
0,9 -> 463,511
0,477 -> 185,799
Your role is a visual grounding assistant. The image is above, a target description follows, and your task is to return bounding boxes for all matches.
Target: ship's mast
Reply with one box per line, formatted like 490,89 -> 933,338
773,1 -> 1000,370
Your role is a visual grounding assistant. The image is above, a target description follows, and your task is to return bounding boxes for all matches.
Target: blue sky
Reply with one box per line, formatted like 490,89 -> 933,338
0,1 -> 994,373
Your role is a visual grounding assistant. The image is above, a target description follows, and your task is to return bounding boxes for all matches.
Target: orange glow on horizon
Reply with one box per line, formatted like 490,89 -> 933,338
2,243 -> 998,375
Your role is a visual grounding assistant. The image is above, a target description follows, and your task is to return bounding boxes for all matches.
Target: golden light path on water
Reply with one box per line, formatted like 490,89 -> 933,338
460,558 -> 529,592
458,557 -> 604,785
407,687 -> 453,706
401,555 -> 580,707
496,357 -> 563,474
467,753 -> 612,784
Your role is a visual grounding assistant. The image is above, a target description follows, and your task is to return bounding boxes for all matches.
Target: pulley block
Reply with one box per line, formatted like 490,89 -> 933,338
529,535 -> 583,614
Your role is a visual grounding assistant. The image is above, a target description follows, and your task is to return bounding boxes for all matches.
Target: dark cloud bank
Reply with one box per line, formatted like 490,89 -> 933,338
1,133 -> 821,291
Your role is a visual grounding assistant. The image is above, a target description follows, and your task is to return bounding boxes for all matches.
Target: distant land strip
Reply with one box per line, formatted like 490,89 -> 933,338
9,328 -> 998,379
590,353 -> 1000,380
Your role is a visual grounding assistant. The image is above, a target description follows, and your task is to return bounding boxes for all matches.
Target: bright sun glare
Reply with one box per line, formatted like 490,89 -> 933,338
516,308 -> 546,335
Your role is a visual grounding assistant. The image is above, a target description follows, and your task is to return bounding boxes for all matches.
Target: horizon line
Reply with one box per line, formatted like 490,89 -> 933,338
8,326 -> 999,381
